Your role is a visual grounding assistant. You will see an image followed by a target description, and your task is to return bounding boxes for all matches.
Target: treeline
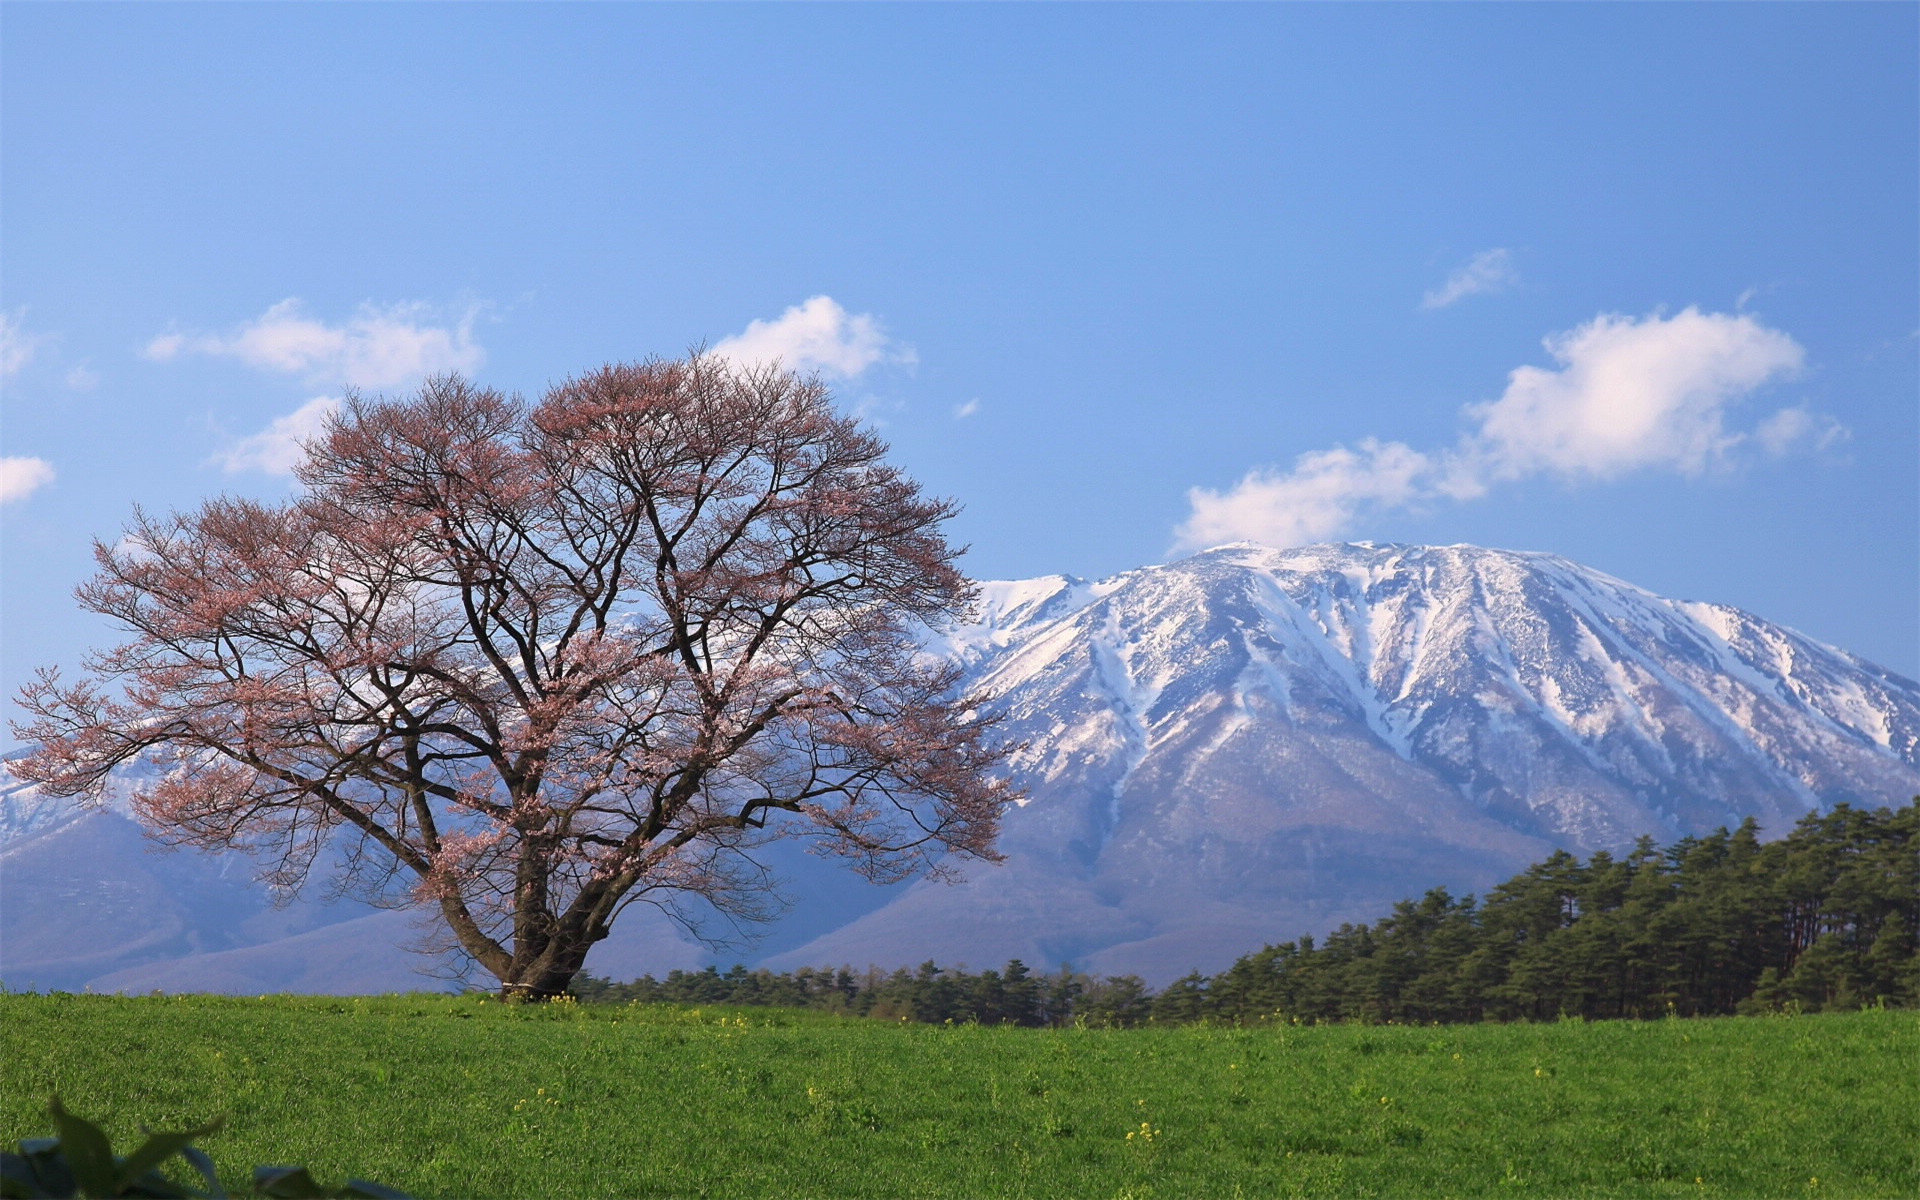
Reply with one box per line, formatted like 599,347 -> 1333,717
1204,799 -> 1919,1023
571,958 -> 1149,1027
572,799 -> 1919,1025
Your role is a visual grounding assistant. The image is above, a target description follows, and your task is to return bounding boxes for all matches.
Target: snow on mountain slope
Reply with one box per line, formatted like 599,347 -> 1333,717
950,543 -> 1918,842
10,542 -> 1919,989
773,543 -> 1920,980
0,747 -> 143,843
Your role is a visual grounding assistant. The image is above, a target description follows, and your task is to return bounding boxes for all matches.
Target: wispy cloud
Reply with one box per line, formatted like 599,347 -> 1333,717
953,399 -> 981,420
1,310 -> 49,377
711,296 -> 914,379
64,365 -> 99,392
0,456 -> 56,504
1754,406 -> 1847,457
1422,249 -> 1518,310
213,395 -> 342,476
1175,307 -> 1829,551
146,299 -> 484,389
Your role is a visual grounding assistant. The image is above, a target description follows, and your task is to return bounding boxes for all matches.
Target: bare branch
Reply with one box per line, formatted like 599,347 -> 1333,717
12,357 -> 1019,998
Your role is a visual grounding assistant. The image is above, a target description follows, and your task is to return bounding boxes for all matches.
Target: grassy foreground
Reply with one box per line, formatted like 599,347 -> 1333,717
1,995 -> 1915,1199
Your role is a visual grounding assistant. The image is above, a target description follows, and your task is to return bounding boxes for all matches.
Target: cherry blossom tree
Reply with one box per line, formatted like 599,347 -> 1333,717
14,358 -> 1016,998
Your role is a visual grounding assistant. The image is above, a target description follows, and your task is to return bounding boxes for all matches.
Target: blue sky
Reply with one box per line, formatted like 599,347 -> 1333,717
3,3 -> 1916,725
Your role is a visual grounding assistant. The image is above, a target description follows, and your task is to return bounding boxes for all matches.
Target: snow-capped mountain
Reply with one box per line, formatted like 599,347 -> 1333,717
956,542 -> 1917,845
765,543 -> 1920,979
8,542 -> 1919,989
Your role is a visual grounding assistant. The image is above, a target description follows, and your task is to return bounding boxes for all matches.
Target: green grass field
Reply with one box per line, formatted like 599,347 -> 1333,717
2,994 -> 1915,1199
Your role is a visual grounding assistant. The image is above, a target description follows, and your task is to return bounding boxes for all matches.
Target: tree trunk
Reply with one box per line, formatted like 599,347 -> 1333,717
496,910 -> 604,1001
498,976 -> 573,1002
498,959 -> 586,1001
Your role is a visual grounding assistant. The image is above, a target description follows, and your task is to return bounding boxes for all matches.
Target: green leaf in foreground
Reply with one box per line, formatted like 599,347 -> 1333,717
2,1100 -> 408,1200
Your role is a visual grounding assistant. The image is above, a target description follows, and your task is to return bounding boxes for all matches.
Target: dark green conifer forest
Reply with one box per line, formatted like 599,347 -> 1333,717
572,799 -> 1920,1026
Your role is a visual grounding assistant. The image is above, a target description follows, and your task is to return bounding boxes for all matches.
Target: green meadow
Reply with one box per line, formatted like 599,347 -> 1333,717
2,994 -> 1915,1199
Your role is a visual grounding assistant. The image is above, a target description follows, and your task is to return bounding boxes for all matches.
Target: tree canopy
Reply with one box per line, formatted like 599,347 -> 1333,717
15,358 -> 1017,997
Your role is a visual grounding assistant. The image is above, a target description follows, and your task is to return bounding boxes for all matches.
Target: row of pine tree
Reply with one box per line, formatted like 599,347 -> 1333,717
570,799 -> 1920,1025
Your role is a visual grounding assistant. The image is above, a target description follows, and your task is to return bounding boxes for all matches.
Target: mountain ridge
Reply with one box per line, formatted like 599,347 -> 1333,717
6,541 -> 1918,989
767,541 -> 1920,979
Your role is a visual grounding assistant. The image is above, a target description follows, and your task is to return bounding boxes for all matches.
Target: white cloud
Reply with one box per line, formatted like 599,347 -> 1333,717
0,456 -> 56,504
1175,307 -> 1831,552
146,299 -> 484,389
214,395 -> 341,476
2,310 -> 49,377
1468,308 -> 1805,480
711,296 -> 913,378
65,365 -> 99,391
1178,439 -> 1432,551
1422,249 -> 1518,310
143,332 -> 187,361
953,398 -> 981,419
